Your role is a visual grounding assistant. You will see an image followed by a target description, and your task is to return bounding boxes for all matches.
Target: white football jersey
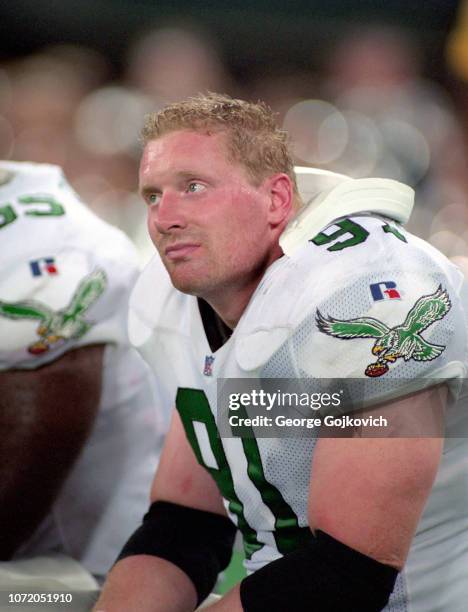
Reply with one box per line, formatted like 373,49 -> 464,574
0,161 -> 169,580
130,177 -> 468,612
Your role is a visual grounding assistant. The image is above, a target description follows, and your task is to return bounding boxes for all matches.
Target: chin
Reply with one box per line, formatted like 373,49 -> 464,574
172,273 -> 225,300
166,261 -> 216,297
169,273 -> 206,296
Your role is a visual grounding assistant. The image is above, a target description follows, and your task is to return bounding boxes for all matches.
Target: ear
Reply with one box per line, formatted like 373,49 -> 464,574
265,173 -> 294,228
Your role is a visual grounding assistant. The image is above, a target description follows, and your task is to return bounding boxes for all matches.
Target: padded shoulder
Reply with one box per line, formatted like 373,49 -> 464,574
0,161 -> 138,266
0,160 -> 64,187
283,171 -> 414,256
235,217 -> 465,375
128,253 -> 189,347
0,163 -> 141,370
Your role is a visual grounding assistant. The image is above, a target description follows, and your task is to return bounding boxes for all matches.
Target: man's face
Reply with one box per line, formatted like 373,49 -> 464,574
139,130 -> 275,299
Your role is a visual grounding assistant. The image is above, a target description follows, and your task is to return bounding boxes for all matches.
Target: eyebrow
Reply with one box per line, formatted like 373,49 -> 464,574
139,170 -> 211,195
140,185 -> 161,196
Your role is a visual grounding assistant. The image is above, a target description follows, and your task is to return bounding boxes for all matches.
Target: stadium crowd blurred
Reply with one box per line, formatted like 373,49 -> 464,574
1,17 -> 468,268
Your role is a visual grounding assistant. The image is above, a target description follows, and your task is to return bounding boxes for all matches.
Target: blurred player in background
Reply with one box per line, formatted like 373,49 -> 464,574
95,94 -> 468,611
0,161 -> 169,585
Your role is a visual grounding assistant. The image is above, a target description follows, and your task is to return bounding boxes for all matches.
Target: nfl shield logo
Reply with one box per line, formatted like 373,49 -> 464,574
203,355 -> 215,376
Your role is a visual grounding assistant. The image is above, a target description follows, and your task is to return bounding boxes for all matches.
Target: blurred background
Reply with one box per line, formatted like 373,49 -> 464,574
2,0 -> 468,270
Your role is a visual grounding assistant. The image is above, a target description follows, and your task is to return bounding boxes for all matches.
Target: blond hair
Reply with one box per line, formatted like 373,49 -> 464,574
141,92 -> 300,206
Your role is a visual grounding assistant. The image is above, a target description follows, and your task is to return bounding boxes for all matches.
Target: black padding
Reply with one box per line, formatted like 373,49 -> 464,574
116,500 -> 237,606
240,530 -> 398,612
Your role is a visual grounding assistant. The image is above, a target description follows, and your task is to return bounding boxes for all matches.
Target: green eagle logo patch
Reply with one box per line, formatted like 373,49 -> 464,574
0,269 -> 107,355
316,285 -> 451,377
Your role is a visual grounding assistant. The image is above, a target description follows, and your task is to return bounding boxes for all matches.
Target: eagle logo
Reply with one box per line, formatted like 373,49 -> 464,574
316,285 -> 451,377
0,269 -> 107,354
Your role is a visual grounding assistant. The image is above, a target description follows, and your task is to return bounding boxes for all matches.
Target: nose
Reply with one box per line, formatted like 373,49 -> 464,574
151,191 -> 187,234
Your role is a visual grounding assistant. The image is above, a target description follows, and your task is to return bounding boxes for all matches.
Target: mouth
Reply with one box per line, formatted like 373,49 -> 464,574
164,243 -> 200,261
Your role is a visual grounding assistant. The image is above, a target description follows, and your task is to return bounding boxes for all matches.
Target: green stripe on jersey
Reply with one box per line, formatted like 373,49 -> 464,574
176,388 -> 263,559
176,388 -> 313,559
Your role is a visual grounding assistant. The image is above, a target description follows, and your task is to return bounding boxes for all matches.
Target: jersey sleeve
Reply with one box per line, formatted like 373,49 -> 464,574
0,162 -> 141,371
236,216 -> 467,411
306,257 -> 464,415
302,272 -> 463,403
0,243 -> 138,371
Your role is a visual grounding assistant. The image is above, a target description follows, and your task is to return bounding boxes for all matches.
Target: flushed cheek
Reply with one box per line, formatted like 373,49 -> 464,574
211,235 -> 243,269
147,216 -> 158,245
147,222 -> 167,254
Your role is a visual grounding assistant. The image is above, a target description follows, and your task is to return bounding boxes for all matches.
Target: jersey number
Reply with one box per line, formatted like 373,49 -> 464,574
0,195 -> 65,230
311,218 -> 406,251
176,388 -> 313,559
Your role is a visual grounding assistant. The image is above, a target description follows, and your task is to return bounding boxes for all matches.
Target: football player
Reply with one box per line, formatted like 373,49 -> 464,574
95,94 -> 468,611
0,161 -> 169,584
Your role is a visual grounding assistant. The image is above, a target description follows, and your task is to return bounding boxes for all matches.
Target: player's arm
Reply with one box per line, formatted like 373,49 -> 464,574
308,385 -> 445,568
95,410 -> 235,612
0,344 -> 104,559
232,385 -> 445,612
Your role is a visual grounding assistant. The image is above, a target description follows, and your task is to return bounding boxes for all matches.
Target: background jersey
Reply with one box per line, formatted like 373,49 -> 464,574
0,161 -> 169,580
130,209 -> 468,611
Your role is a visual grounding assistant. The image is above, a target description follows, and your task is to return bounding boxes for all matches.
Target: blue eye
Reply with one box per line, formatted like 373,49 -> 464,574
148,194 -> 160,205
187,182 -> 205,193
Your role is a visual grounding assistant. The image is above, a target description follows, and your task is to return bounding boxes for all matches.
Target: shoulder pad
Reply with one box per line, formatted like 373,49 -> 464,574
0,256 -> 129,370
0,160 -> 63,191
236,219 -> 465,373
235,257 -> 311,371
128,254 -> 188,347
282,168 -> 414,256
